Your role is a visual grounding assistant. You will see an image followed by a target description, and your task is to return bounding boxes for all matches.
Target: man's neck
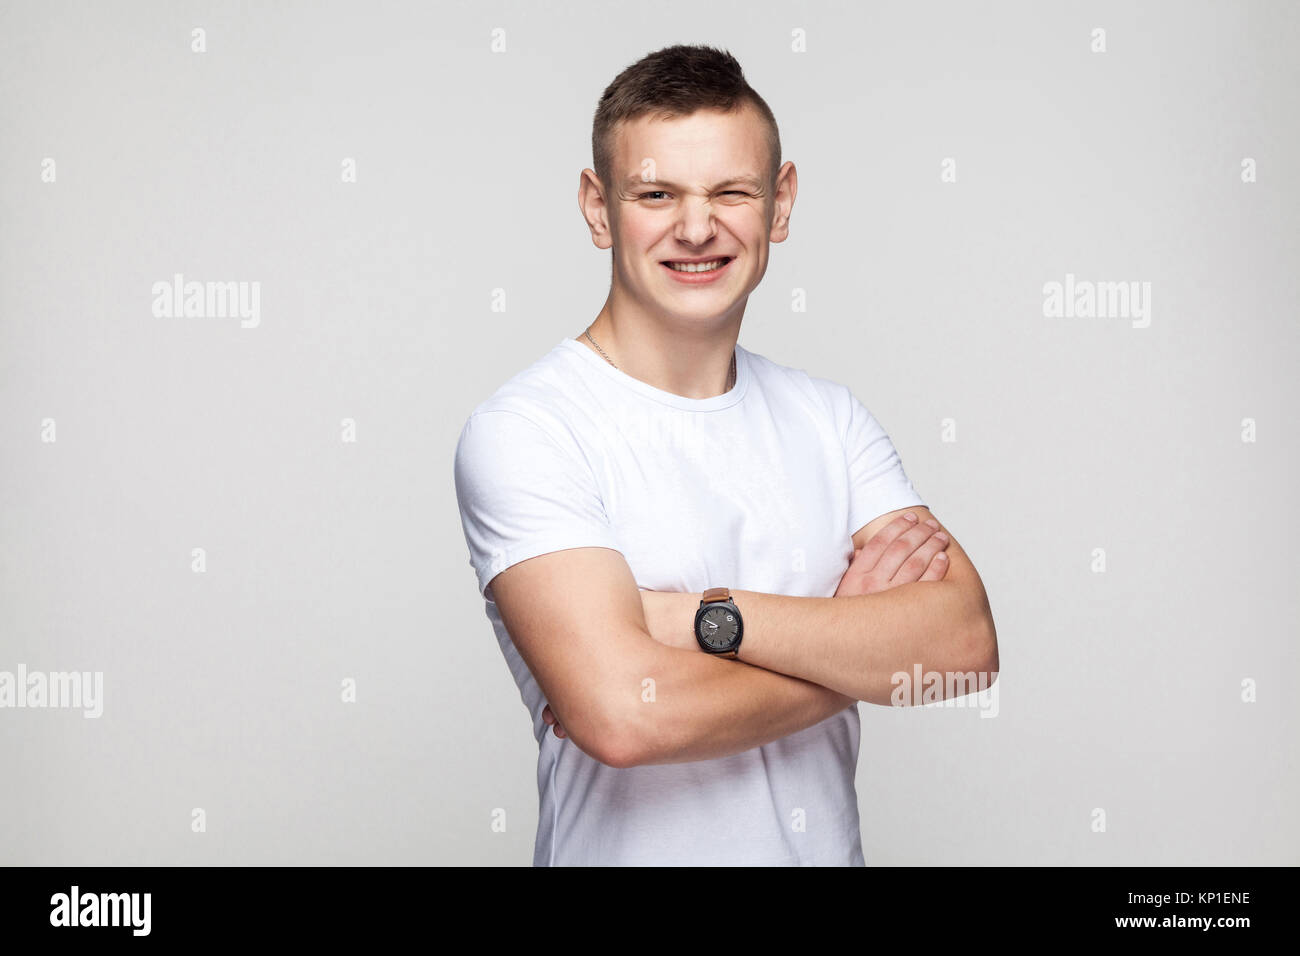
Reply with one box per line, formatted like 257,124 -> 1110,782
579,301 -> 741,400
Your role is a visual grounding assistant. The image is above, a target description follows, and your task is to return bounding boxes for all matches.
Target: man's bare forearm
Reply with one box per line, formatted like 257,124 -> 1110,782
614,643 -> 854,767
732,582 -> 995,704
642,582 -> 995,706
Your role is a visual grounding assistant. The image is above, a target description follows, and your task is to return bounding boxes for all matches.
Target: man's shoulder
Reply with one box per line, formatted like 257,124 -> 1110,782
741,344 -> 853,415
461,339 -> 581,430
453,339 -> 606,489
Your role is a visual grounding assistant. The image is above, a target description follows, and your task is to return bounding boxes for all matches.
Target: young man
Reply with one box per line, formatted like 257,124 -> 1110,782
453,45 -> 998,866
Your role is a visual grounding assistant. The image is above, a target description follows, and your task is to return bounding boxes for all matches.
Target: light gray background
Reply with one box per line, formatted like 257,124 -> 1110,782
2,0 -> 1296,866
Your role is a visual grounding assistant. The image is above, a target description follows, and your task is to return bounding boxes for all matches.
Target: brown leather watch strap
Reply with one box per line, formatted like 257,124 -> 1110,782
699,587 -> 739,658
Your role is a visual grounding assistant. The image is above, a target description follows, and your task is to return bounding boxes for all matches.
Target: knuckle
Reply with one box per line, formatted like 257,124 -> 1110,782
901,556 -> 926,577
885,539 -> 912,560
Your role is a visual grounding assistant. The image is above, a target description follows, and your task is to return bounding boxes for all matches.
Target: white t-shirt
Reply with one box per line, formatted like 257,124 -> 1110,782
453,336 -> 926,866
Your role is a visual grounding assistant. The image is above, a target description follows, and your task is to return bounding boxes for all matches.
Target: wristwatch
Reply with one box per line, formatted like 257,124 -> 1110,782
694,587 -> 743,658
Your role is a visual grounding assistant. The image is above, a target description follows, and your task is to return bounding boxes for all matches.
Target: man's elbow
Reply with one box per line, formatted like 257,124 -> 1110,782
555,639 -> 675,769
605,697 -> 663,768
563,694 -> 651,770
961,609 -> 999,684
587,720 -> 643,770
602,741 -> 645,769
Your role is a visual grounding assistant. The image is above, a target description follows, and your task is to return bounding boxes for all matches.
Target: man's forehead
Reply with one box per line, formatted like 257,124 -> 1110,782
612,106 -> 766,162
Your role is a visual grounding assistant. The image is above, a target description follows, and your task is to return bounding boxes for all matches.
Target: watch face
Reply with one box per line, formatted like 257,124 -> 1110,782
697,604 -> 740,651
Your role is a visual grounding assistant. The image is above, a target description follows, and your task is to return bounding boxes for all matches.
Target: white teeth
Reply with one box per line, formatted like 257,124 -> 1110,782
666,258 -> 728,273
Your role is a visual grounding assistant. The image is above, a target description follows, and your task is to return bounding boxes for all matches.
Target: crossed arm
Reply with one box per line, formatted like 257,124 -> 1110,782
490,506 -> 998,769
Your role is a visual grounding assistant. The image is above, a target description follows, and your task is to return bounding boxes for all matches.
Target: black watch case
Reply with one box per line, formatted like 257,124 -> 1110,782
694,599 -> 743,654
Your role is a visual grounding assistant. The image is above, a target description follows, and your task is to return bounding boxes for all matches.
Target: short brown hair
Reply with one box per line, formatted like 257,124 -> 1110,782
592,44 -> 782,194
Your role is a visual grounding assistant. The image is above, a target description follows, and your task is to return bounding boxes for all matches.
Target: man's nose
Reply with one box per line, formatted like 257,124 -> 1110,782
674,199 -> 718,245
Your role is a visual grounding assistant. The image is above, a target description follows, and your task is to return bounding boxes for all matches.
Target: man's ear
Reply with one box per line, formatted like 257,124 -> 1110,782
578,168 -> 614,250
768,160 -> 797,243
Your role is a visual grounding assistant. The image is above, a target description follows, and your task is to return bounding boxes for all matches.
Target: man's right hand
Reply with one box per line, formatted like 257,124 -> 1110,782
542,703 -> 568,739
835,512 -> 950,597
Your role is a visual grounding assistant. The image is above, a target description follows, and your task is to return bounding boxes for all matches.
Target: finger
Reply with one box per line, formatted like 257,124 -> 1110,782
890,529 -> 951,584
554,724 -> 566,738
872,519 -> 945,581
917,547 -> 950,582
836,546 -> 873,596
855,512 -> 923,568
542,705 -> 554,725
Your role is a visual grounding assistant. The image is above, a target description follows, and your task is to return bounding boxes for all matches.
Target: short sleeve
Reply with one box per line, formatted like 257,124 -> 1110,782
453,409 -> 621,602
838,386 -> 926,538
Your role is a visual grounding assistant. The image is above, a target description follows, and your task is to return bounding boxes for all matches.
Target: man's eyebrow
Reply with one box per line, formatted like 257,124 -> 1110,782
623,174 -> 765,191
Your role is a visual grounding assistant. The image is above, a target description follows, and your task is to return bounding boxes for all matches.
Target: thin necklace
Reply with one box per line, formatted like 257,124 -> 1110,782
583,326 -> 737,392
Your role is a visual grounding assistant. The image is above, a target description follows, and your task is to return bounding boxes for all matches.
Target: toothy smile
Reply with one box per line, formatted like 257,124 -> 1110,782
663,257 -> 732,273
